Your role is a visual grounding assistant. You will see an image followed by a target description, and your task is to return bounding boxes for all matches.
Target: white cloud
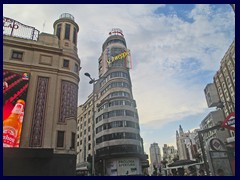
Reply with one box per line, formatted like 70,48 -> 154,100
3,4 -> 235,153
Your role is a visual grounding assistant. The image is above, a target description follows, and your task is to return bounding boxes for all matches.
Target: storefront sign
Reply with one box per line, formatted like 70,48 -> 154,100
221,112 -> 235,131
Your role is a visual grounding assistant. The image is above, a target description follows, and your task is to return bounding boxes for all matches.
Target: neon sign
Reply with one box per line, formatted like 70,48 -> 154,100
106,48 -> 132,69
107,50 -> 130,65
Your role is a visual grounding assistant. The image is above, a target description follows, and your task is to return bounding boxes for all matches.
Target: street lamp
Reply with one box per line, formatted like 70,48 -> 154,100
84,72 -> 106,176
84,72 -> 98,176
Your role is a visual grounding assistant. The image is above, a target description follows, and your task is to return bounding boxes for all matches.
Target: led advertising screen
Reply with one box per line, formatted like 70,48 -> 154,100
3,69 -> 30,147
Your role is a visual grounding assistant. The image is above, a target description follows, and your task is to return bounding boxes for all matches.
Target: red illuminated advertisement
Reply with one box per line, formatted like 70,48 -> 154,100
3,69 -> 30,147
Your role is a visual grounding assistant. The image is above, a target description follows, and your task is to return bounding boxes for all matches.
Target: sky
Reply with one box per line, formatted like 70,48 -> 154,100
3,4 -> 235,158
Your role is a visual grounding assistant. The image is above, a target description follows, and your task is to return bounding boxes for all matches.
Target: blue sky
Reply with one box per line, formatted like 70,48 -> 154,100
3,4 -> 235,158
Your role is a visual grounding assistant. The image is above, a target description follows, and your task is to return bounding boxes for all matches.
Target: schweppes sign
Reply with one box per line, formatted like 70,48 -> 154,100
107,50 -> 130,65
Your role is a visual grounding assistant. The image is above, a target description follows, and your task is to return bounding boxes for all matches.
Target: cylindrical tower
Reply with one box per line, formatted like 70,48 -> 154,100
94,28 -> 144,176
53,13 -> 79,53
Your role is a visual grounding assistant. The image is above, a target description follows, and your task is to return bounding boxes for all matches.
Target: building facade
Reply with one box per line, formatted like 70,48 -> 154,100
176,125 -> 188,160
149,143 -> 161,175
162,144 -> 178,164
213,40 -> 235,139
3,14 -> 80,175
200,110 -> 231,147
77,28 -> 146,176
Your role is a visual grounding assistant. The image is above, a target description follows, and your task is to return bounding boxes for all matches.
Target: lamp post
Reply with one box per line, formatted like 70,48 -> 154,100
84,72 -> 106,176
84,72 -> 97,176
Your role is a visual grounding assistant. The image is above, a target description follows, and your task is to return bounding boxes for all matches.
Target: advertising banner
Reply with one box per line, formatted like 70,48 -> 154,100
106,47 -> 132,69
106,158 -> 140,176
3,69 -> 30,147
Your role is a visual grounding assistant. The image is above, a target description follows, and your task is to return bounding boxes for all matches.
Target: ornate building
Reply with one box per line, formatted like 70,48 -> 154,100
3,13 -> 80,175
162,144 -> 178,164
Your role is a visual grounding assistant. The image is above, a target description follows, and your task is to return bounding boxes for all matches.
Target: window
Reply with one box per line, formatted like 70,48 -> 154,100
65,24 -> 71,40
73,27 -> 77,44
56,24 -> 62,39
88,143 -> 91,150
57,131 -> 64,148
11,51 -> 23,60
63,59 -> 69,68
74,63 -> 78,73
71,132 -> 76,149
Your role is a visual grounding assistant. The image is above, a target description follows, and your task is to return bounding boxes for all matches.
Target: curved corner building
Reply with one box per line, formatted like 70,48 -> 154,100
93,29 -> 145,176
3,13 -> 80,175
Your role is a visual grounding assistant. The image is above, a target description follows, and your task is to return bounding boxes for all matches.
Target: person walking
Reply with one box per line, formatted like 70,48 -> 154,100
198,169 -> 206,176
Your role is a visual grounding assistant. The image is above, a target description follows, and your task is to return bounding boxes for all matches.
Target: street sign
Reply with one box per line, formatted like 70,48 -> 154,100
221,112 -> 235,131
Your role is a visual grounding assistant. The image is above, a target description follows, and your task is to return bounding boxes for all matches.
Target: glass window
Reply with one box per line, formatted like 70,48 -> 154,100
11,51 -> 23,60
73,27 -> 77,44
71,132 -> 75,149
74,63 -> 78,73
56,23 -> 61,39
63,59 -> 69,68
65,24 -> 71,40
57,131 -> 64,147
231,71 -> 235,82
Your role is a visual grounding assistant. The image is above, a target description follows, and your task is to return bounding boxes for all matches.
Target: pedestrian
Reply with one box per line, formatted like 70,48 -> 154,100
216,168 -> 225,176
198,169 -> 206,176
188,166 -> 197,176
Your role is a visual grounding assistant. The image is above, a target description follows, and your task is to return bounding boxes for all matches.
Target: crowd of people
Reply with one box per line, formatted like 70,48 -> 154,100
148,166 -> 226,176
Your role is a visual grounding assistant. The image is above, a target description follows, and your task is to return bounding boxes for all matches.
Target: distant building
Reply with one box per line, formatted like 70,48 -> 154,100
149,143 -> 161,174
176,125 -> 188,160
176,126 -> 198,161
162,144 -> 178,164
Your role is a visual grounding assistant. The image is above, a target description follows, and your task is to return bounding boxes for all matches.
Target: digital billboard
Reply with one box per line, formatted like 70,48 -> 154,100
3,69 -> 30,147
